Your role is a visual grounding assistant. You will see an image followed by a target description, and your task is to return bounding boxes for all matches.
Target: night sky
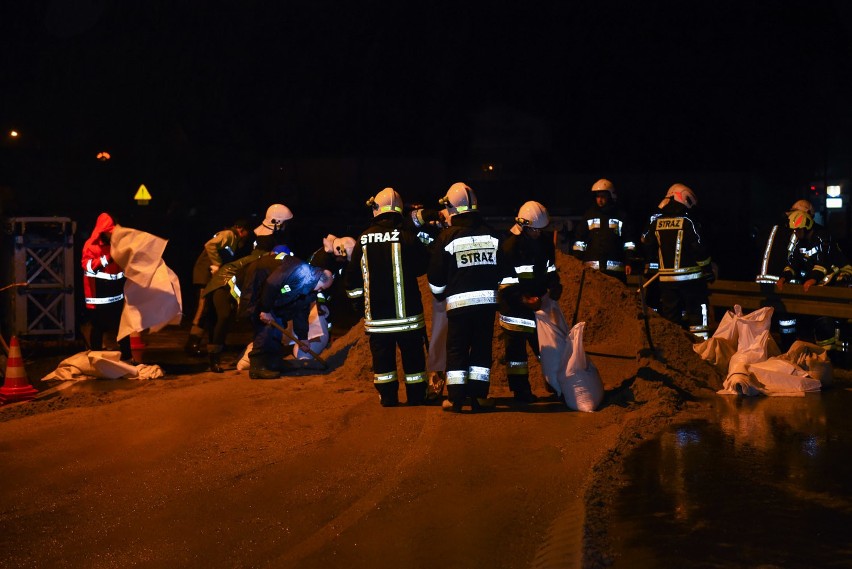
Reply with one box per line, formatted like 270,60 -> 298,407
2,1 -> 852,264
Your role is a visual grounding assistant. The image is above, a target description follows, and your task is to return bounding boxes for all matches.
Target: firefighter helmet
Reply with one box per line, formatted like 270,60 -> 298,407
788,199 -> 815,216
788,209 -> 814,231
255,204 -> 294,236
510,201 -> 550,235
438,182 -> 478,216
659,183 -> 697,209
366,187 -> 403,216
591,178 -> 616,200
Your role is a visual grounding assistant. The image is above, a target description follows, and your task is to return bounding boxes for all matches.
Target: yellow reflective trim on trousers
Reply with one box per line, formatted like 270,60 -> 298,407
374,371 -> 397,384
404,372 -> 427,384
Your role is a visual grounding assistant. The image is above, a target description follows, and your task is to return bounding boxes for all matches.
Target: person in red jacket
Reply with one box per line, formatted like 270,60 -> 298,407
81,212 -> 130,359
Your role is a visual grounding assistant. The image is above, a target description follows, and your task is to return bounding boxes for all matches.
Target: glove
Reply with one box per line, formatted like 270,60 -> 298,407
521,294 -> 542,311
259,311 -> 274,325
548,282 -> 563,301
99,254 -> 109,268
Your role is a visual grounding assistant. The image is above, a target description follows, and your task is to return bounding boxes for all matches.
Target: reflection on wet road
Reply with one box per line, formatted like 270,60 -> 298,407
611,387 -> 852,569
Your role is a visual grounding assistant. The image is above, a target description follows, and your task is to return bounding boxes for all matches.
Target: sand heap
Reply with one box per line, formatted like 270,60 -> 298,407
325,250 -> 724,402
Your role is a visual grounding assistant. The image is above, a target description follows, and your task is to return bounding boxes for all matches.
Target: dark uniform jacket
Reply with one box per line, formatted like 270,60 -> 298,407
345,213 -> 429,334
783,224 -> 838,284
258,256 -> 324,341
642,202 -> 712,284
498,230 -> 559,333
427,212 -> 502,316
572,202 -> 637,273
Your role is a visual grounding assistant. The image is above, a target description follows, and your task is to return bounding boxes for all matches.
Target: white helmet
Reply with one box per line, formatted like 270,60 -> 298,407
367,187 -> 403,217
333,236 -> 356,260
591,178 -> 616,200
439,182 -> 477,216
658,183 -> 697,209
255,203 -> 294,236
788,199 -> 815,216
511,201 -> 550,235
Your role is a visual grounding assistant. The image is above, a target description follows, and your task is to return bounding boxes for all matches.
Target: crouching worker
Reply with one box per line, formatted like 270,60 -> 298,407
248,256 -> 334,379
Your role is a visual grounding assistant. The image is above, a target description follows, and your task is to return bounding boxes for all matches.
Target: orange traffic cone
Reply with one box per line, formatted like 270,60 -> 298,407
0,336 -> 37,404
130,332 -> 145,364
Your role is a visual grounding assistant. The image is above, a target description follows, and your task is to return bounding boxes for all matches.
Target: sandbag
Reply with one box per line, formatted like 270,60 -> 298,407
561,322 -> 604,412
535,299 -> 604,411
535,295 -> 568,397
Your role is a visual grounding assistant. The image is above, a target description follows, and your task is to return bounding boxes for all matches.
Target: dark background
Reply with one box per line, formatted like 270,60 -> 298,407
2,0 -> 852,285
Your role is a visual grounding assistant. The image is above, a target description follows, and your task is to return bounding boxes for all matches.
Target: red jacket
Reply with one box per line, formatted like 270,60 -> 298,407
81,213 -> 125,308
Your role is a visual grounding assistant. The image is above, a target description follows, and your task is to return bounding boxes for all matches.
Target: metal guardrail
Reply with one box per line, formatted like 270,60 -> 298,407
706,280 -> 852,319
628,275 -> 852,319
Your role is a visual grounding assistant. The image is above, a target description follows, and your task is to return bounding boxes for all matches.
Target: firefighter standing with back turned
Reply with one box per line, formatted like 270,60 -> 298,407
641,183 -> 714,339
345,187 -> 431,407
428,182 -> 503,413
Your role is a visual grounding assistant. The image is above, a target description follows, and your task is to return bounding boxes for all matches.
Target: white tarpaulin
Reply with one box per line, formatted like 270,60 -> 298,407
110,226 -> 183,340
536,296 -> 604,412
41,350 -> 164,381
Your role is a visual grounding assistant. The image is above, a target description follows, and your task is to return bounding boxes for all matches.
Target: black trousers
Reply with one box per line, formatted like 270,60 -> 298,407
658,280 -> 708,334
446,306 -> 497,402
87,301 -> 131,359
369,329 -> 427,404
204,288 -> 236,352
502,328 -> 538,394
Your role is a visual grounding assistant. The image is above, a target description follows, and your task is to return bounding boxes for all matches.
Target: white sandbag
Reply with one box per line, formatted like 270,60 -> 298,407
535,295 -> 569,397
719,329 -> 774,396
693,336 -> 737,374
713,305 -> 744,342
561,322 -> 604,412
779,340 -> 833,386
748,358 -> 821,395
293,303 -> 330,360
733,306 -> 780,356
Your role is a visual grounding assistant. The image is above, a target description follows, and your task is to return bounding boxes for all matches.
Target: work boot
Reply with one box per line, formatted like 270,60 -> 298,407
208,351 -> 224,374
441,399 -> 464,413
513,389 -> 538,404
249,367 -> 280,380
184,334 -> 204,357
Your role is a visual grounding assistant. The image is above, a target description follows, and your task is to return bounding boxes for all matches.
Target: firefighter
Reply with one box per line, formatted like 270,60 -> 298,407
779,205 -> 852,351
498,200 -> 562,403
302,235 -> 356,357
344,188 -> 431,406
641,183 -> 714,339
200,245 -> 271,372
185,219 -> 252,355
253,203 -> 294,252
572,178 -> 638,283
756,199 -> 815,348
249,256 -> 334,379
427,182 -> 502,413
407,203 -> 451,401
81,212 -> 131,360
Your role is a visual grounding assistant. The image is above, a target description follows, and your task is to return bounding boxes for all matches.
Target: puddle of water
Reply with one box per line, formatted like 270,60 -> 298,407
610,387 -> 852,569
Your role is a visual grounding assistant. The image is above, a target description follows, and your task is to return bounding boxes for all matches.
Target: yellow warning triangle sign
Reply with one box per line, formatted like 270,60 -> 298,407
134,184 -> 152,204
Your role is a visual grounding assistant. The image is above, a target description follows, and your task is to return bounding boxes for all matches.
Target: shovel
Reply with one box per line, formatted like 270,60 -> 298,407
265,318 -> 329,369
637,272 -> 659,357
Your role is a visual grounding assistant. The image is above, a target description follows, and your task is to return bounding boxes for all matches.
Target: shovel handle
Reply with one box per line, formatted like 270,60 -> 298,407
265,318 -> 329,369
